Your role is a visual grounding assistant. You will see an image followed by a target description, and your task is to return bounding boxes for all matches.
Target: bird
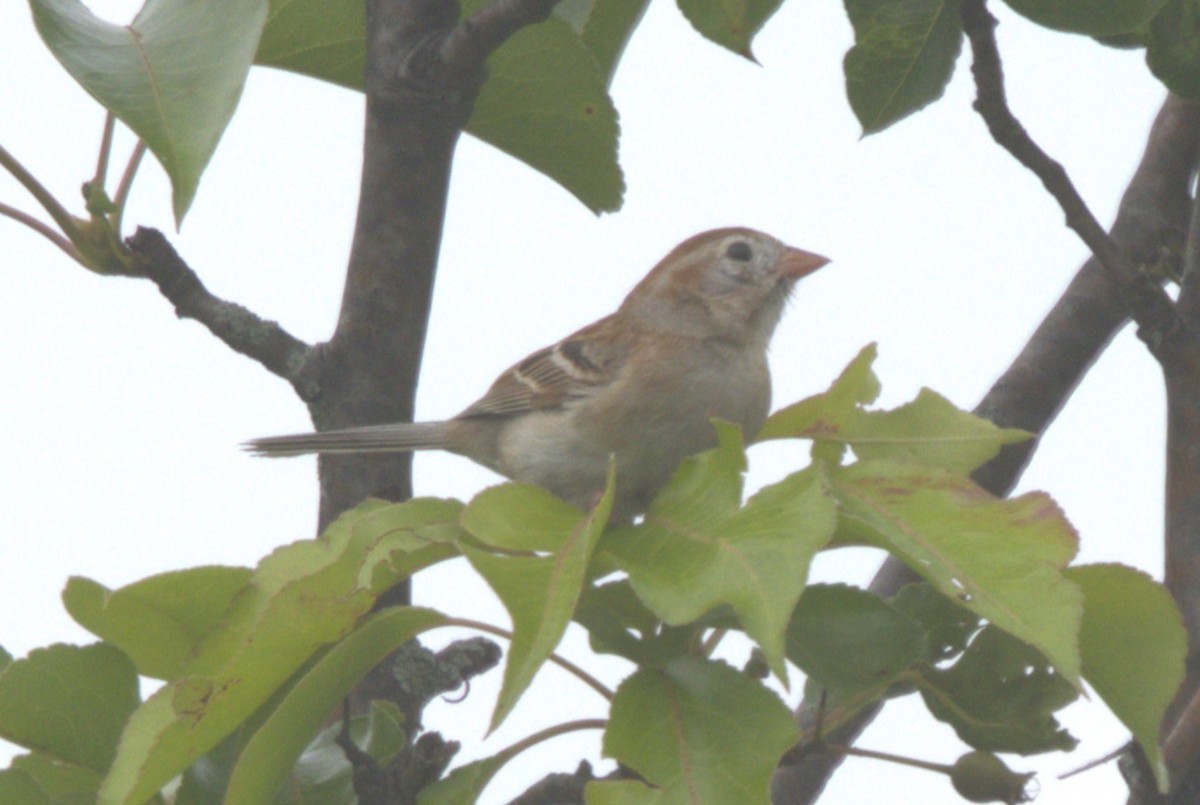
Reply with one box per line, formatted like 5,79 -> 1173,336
246,228 -> 829,519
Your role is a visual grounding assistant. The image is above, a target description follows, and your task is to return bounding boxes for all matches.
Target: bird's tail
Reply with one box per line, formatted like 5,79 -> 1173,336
244,421 -> 450,457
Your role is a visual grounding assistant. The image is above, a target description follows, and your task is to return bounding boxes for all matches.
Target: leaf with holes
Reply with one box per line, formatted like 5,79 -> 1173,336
920,625 -> 1078,753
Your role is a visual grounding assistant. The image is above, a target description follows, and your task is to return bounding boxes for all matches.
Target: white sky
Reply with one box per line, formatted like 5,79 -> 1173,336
0,1 -> 1173,802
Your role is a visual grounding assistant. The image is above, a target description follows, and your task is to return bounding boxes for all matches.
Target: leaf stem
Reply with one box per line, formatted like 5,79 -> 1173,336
0,202 -> 87,265
112,140 -> 147,237
501,717 -> 608,759
826,742 -> 954,775
0,143 -> 85,244
446,616 -> 615,701
94,112 -> 116,190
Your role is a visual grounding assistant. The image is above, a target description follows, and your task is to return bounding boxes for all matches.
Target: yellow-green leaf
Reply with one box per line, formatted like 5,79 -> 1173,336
833,461 -> 1084,685
603,424 -> 838,679
1067,563 -> 1186,792
603,658 -> 797,803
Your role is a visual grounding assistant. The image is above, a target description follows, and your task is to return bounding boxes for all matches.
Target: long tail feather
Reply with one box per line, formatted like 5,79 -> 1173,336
244,421 -> 450,457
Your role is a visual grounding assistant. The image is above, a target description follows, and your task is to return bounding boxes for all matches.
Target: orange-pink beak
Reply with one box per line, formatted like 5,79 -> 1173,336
780,247 -> 831,280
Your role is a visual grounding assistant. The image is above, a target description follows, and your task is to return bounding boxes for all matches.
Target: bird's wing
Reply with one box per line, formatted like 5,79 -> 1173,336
458,315 -> 630,418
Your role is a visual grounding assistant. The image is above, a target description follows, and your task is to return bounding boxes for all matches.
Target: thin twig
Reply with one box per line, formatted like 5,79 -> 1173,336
125,227 -> 315,393
441,0 -> 562,76
0,202 -> 86,264
960,0 -> 1181,354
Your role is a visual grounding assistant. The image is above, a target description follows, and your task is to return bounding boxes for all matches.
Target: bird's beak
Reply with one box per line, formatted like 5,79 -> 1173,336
779,247 -> 831,280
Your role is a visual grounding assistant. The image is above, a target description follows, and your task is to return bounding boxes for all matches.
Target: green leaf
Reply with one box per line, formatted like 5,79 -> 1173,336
676,0 -> 786,59
843,0 -> 964,134
0,767 -> 50,805
1066,563 -> 1186,792
575,581 -> 694,666
418,755 -> 505,805
603,425 -> 838,678
256,0 -> 364,90
1003,0 -> 1168,36
1146,0 -> 1200,97
786,584 -> 926,701
464,465 -> 614,731
255,0 -> 623,213
833,461 -> 1084,685
841,388 -> 1032,472
0,753 -> 103,803
892,582 -> 980,662
757,344 -> 880,464
762,351 -> 1027,472
603,657 -> 797,803
224,607 -> 446,805
579,0 -> 651,85
351,497 -> 466,592
585,778 -> 664,804
98,499 -> 439,805
63,567 -> 252,680
920,625 -> 1079,753
0,643 -> 138,772
462,482 -> 587,551
30,0 -> 269,223
467,6 -> 624,213
175,725 -> 264,805
285,703 -> 406,804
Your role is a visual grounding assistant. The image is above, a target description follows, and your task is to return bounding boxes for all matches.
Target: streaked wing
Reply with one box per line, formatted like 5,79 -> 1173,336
459,315 -> 629,418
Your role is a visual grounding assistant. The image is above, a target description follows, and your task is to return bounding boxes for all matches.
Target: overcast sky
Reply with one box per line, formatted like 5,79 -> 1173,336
0,1 -> 1175,802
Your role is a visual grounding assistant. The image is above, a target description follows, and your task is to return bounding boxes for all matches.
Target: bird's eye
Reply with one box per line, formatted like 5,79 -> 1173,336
725,241 -> 753,262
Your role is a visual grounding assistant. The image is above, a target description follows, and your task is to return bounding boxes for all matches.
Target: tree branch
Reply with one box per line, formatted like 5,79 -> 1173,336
126,227 -> 315,395
441,0 -> 561,76
773,93 -> 1200,804
313,0 -> 570,538
1159,194 -> 1200,799
960,0 -> 1182,356
300,0 -> 577,792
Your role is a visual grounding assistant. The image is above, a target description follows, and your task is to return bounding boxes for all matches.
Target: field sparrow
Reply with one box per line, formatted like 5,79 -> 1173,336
247,228 -> 829,518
